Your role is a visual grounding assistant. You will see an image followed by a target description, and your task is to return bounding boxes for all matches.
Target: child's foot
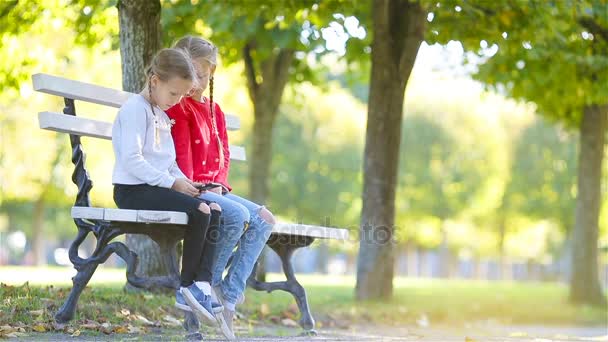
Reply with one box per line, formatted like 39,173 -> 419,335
216,308 -> 236,340
212,285 -> 245,305
211,286 -> 237,340
174,289 -> 192,312
181,284 -> 223,325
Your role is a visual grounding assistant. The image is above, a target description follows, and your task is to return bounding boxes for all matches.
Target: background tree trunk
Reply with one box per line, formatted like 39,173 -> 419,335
355,0 -> 425,300
498,213 -> 508,280
243,44 -> 293,281
117,0 -> 166,288
31,197 -> 45,265
569,104 -> 607,305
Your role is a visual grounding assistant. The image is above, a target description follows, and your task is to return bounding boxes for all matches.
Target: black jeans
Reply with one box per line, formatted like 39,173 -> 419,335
113,184 -> 220,287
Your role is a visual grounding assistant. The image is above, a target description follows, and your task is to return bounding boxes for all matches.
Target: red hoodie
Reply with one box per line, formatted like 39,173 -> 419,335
166,96 -> 232,191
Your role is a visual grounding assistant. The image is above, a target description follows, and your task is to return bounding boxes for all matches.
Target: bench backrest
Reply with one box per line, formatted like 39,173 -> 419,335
32,73 -> 246,160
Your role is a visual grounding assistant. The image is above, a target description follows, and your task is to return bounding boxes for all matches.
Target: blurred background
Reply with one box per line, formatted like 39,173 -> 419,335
0,0 -> 606,314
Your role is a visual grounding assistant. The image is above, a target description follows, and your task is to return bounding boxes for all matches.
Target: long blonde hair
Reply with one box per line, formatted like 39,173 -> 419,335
145,48 -> 197,149
174,36 -> 225,169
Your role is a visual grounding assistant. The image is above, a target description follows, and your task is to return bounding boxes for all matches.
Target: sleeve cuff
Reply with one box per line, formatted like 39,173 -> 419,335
161,176 -> 176,189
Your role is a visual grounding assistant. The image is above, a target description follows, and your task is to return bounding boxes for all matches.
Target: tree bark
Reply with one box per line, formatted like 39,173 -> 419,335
438,220 -> 451,278
118,0 -> 161,93
355,0 -> 425,300
117,0 -> 166,288
31,197 -> 45,266
243,44 -> 293,205
243,43 -> 293,281
569,104 -> 607,305
497,213 -> 509,280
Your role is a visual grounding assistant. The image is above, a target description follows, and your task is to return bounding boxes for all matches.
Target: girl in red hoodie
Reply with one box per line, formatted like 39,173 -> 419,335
167,35 -> 274,339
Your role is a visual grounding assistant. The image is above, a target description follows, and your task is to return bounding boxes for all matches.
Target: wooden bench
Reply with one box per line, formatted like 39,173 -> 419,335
31,73 -> 349,335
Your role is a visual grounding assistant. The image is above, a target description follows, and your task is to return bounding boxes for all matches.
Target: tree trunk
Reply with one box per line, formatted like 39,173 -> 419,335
31,197 -> 45,266
355,0 -> 425,300
405,240 -> 418,277
117,0 -> 166,287
438,220 -> 451,278
118,0 -> 161,93
569,104 -> 607,305
243,43 -> 293,281
497,213 -> 508,280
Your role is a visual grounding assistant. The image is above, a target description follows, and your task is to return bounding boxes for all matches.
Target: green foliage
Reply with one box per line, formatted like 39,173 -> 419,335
162,0 -> 365,86
0,0 -> 118,92
505,118 -> 579,232
429,0 -> 608,125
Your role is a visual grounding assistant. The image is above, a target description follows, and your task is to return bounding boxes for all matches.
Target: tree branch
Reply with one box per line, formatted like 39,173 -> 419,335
243,41 -> 259,100
579,17 -> 608,42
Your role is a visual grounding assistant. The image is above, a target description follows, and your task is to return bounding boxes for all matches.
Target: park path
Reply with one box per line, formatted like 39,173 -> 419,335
12,323 -> 608,341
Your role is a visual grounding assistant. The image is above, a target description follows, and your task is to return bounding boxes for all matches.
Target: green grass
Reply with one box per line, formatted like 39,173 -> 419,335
1,266 -> 606,332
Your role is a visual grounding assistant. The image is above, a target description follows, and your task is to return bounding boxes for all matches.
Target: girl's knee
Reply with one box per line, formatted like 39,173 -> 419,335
197,203 -> 210,214
238,204 -> 250,223
209,202 -> 222,212
258,207 -> 276,225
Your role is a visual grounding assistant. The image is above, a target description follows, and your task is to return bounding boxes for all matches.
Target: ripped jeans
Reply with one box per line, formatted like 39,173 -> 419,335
198,192 -> 273,306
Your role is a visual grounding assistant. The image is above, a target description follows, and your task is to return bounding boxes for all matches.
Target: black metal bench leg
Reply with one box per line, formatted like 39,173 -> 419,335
55,230 -> 98,323
247,235 -> 316,333
56,222 -> 133,322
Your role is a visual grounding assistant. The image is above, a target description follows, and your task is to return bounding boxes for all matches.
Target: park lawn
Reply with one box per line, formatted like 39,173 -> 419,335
0,266 -> 606,336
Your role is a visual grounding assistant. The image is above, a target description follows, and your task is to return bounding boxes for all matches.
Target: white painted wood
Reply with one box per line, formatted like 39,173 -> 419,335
71,207 -> 349,239
38,111 -> 246,161
71,207 -> 188,225
32,73 -> 240,130
71,207 -> 104,220
137,210 -> 188,224
33,73 -> 131,108
104,208 -> 138,222
272,222 -> 350,240
229,145 -> 246,161
39,111 -> 112,139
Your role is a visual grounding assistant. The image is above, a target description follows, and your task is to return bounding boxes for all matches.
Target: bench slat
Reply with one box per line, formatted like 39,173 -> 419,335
32,73 -> 240,130
272,223 -> 350,240
38,111 -> 246,161
72,207 -> 188,225
71,207 -> 349,240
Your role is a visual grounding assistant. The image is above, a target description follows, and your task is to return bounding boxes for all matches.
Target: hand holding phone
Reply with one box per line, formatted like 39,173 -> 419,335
196,182 -> 223,192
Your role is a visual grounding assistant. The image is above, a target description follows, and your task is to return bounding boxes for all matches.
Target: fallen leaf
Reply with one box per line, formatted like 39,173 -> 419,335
52,322 -> 66,331
260,303 -> 270,317
0,325 -> 15,333
135,314 -> 156,326
281,318 -> 298,327
282,309 -> 297,320
287,303 -> 298,315
113,326 -> 129,334
80,323 -> 99,330
416,314 -> 430,328
269,316 -> 281,324
29,310 -> 44,316
121,309 -> 131,316
100,323 -> 112,334
6,332 -> 28,338
32,324 -> 46,332
162,315 -> 181,327
71,329 -> 81,337
128,325 -> 143,334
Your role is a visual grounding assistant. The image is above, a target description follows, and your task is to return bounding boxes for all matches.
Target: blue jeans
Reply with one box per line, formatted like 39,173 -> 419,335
199,192 -> 273,306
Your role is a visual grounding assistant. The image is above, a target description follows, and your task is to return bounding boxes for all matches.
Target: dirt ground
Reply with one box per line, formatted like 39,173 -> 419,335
10,322 -> 608,341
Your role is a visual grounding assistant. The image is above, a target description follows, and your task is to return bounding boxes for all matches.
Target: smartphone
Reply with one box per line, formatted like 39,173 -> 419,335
196,182 -> 222,191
